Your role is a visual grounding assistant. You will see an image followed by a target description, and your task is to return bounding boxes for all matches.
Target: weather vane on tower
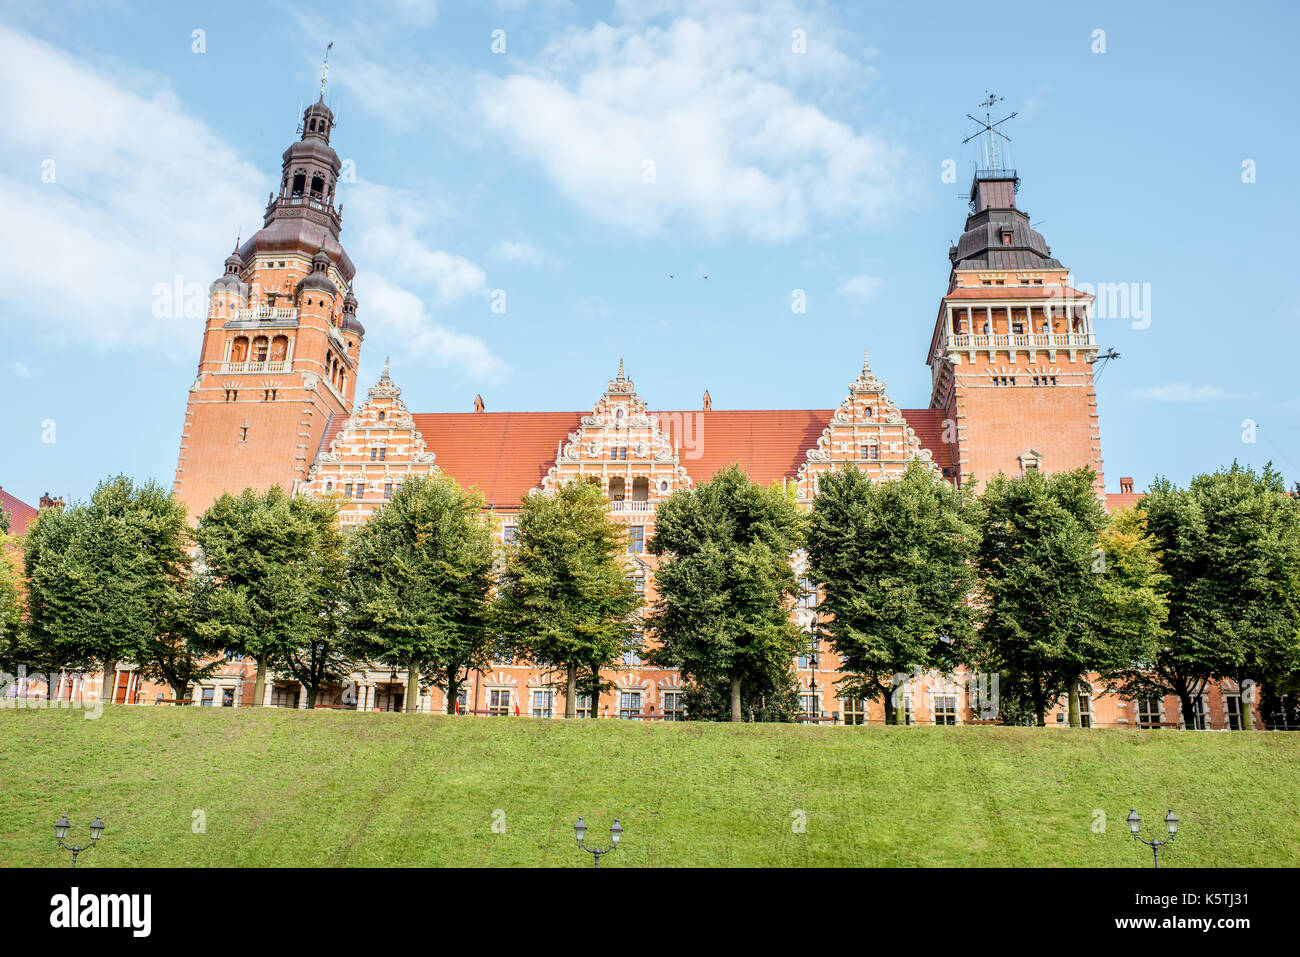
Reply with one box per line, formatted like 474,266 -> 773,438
320,41 -> 333,97
962,92 -> 1017,172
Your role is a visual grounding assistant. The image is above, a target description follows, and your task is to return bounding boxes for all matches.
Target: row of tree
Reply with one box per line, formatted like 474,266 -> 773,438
2,461 -> 1297,727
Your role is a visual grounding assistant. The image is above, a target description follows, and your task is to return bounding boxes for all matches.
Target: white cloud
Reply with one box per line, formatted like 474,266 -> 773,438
11,361 -> 34,378
837,274 -> 883,301
1128,383 -> 1238,402
492,239 -> 552,267
353,272 -> 506,380
346,181 -> 488,303
476,1 -> 907,241
0,24 -> 266,354
574,295 -> 613,321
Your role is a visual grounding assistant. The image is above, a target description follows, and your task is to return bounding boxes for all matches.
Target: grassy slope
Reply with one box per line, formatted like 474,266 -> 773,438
1,705 -> 1297,867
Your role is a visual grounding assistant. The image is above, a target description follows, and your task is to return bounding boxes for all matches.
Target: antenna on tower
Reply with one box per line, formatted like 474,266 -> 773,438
1094,348 -> 1121,379
962,92 -> 1017,171
320,41 -> 334,97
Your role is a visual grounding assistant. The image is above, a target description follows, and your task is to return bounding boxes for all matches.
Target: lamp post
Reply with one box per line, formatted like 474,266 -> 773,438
1127,808 -> 1178,868
573,816 -> 622,867
54,815 -> 105,867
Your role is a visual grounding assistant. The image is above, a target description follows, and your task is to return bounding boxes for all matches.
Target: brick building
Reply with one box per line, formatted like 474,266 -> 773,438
21,91 -> 1252,728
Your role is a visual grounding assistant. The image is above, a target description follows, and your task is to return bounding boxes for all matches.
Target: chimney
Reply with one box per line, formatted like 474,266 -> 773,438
39,492 -> 65,511
1120,477 -> 1134,495
702,389 -> 712,412
474,394 -> 485,413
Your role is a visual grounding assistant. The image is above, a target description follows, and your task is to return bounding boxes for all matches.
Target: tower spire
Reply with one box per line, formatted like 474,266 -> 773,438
319,41 -> 334,98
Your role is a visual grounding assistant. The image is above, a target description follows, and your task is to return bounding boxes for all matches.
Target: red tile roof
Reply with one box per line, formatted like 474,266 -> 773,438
322,408 -> 956,509
0,487 -> 39,537
1104,491 -> 1144,513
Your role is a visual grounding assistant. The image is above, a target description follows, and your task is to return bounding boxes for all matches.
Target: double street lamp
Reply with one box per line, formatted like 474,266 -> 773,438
573,816 -> 622,867
1127,808 -> 1178,868
54,815 -> 105,867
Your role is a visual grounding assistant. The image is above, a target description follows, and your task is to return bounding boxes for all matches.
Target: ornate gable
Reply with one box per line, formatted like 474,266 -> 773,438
541,360 -> 693,513
300,359 -> 439,525
794,351 -> 938,501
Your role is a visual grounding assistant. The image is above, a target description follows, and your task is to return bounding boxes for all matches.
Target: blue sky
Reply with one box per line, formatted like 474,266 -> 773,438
2,0 -> 1297,507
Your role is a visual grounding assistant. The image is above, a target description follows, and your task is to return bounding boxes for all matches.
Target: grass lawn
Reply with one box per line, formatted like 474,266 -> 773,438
2,704 -> 1297,867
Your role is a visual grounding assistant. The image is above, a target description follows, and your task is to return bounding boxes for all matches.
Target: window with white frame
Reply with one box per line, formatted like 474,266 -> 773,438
932,693 -> 958,725
796,637 -> 818,669
796,576 -> 819,609
662,691 -> 685,721
618,691 -> 642,719
799,691 -> 819,718
628,525 -> 645,554
487,688 -> 511,715
1136,698 -> 1162,728
622,632 -> 643,668
842,696 -> 867,725
576,693 -> 593,719
1225,693 -> 1242,730
1079,689 -> 1094,728
531,690 -> 554,718
1189,695 -> 1210,730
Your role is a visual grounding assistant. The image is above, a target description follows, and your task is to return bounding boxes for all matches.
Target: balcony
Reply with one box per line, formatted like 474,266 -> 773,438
221,360 -> 288,374
609,500 -> 656,513
946,331 -> 1095,352
233,306 -> 299,323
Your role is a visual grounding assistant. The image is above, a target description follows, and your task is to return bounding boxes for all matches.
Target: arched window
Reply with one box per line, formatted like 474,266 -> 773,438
310,174 -> 325,198
230,336 -> 249,362
253,336 -> 269,362
291,172 -> 305,198
631,477 -> 649,502
270,336 -> 288,362
608,477 -> 626,502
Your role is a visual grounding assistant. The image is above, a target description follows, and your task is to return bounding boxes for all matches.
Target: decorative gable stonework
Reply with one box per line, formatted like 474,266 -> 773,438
300,360 -> 438,525
794,352 -> 938,501
542,361 -> 693,519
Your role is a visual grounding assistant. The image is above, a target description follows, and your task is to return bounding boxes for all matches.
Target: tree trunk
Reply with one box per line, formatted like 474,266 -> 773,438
894,686 -> 907,726
102,657 -> 117,704
1176,685 -> 1197,729
729,673 -> 742,723
444,671 -> 459,714
252,656 -> 267,707
305,684 -> 317,709
1068,681 -> 1081,728
170,681 -> 188,705
406,661 -> 420,713
565,662 -> 577,719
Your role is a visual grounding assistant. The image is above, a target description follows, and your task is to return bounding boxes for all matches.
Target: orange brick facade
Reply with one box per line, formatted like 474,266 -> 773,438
8,95 -> 1252,729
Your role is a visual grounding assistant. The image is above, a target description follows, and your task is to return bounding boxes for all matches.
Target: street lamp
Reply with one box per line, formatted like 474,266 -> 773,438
573,816 -> 622,867
1127,808 -> 1178,868
54,815 -> 105,867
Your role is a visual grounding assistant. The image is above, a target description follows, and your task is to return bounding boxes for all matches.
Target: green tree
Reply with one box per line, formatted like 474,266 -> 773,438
497,480 -> 639,718
22,476 -> 191,701
806,461 -> 982,724
1137,464 -> 1300,729
645,465 -> 806,723
975,468 -> 1120,726
194,487 -> 334,706
0,529 -> 23,678
345,474 -> 496,714
683,665 -> 802,722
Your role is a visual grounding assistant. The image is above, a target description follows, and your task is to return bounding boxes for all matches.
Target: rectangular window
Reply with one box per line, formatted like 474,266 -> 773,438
1190,696 -> 1209,730
618,691 -> 642,719
796,638 -> 818,670
1079,692 -> 1093,728
383,483 -> 393,500
344,483 -> 353,498
487,689 -> 511,716
576,693 -> 593,719
531,690 -> 554,718
354,484 -> 364,500
456,688 -> 469,712
662,692 -> 685,721
502,525 -> 517,543
842,697 -> 867,725
799,692 -> 819,718
628,525 -> 645,554
622,632 -> 643,668
797,577 -> 819,609
1225,693 -> 1242,731
222,687 -> 235,707
933,694 -> 958,725
861,444 -> 879,460
200,687 -> 215,707
1136,698 -> 1161,728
